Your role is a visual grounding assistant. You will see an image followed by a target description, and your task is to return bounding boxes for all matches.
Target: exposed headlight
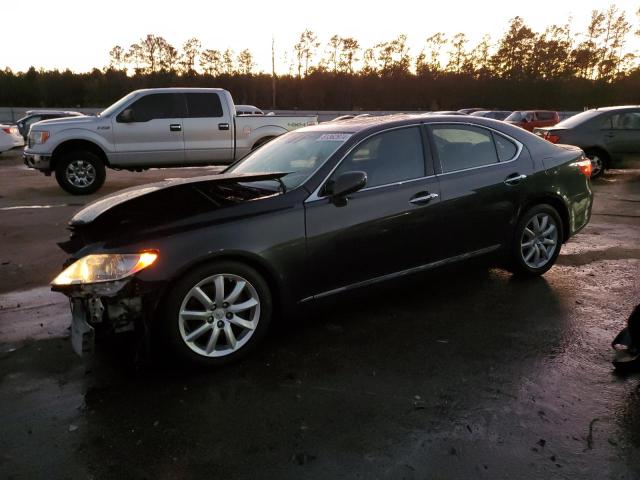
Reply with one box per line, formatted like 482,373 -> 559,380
30,130 -> 50,144
51,252 -> 158,286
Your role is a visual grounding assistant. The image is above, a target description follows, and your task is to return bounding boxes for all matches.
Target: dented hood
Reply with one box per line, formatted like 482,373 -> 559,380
70,171 -> 288,226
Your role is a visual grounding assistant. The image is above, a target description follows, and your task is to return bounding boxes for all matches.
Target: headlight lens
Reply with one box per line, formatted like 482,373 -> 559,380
30,130 -> 50,144
51,252 -> 158,286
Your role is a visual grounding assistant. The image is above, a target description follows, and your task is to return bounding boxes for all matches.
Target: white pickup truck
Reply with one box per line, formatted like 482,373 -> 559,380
23,88 -> 317,194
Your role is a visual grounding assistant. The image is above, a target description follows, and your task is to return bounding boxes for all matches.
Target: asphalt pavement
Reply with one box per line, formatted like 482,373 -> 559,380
0,148 -> 639,479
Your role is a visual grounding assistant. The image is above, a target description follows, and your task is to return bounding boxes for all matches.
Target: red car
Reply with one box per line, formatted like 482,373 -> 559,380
505,110 -> 559,132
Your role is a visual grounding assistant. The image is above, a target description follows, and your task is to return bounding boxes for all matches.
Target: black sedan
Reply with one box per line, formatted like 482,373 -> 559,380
534,105 -> 640,178
52,115 -> 593,366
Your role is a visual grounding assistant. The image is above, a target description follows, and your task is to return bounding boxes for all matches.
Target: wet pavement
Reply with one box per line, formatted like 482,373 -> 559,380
0,149 -> 639,479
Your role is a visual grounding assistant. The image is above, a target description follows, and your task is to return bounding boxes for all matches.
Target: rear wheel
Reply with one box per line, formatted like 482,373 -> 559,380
508,204 -> 563,276
55,150 -> 106,195
584,149 -> 608,179
160,261 -> 272,367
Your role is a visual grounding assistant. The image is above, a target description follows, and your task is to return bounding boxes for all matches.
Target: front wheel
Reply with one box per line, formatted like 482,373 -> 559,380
508,204 -> 563,276
55,150 -> 106,195
160,261 -> 273,367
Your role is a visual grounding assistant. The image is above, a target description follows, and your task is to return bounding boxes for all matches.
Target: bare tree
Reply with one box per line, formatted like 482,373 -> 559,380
180,37 -> 201,74
108,45 -> 126,70
199,49 -> 223,76
338,37 -> 360,74
236,49 -> 255,75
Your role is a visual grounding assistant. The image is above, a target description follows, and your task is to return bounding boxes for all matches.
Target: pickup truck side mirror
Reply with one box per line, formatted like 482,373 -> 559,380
117,108 -> 136,123
326,171 -> 367,205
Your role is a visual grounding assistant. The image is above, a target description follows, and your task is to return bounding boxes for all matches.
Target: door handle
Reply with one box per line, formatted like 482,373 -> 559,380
504,174 -> 527,186
604,133 -> 615,138
409,192 -> 439,205
169,124 -> 181,132
218,123 -> 230,131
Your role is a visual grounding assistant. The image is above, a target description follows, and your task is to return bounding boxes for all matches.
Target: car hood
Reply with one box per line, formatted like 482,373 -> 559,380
60,172 -> 288,253
35,115 -> 95,127
72,171 -> 287,226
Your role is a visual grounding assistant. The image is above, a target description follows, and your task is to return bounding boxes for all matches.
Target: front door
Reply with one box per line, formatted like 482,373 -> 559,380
111,92 -> 185,166
305,125 -> 443,297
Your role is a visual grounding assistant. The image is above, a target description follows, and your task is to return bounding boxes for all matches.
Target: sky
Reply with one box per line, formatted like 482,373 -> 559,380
2,0 -> 639,74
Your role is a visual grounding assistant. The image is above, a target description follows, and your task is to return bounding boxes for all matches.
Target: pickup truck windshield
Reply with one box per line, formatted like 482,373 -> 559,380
228,131 -> 351,190
98,92 -> 138,117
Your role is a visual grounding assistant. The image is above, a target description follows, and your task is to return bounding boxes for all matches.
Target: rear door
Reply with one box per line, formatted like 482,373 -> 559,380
602,110 -> 640,164
305,125 -> 444,296
183,92 -> 234,163
428,123 -> 534,259
111,92 -> 185,166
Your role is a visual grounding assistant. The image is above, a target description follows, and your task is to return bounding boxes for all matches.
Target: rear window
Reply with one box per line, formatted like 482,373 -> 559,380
432,125 -> 499,172
186,93 -> 223,118
537,112 -> 555,121
554,110 -> 602,129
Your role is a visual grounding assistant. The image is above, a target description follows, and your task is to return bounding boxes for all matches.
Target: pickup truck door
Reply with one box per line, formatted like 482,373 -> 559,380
111,92 -> 185,166
183,92 -> 234,164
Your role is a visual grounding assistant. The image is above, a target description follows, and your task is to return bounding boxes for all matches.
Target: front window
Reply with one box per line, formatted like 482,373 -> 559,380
329,126 -> 425,189
228,131 -> 351,190
98,91 -> 138,117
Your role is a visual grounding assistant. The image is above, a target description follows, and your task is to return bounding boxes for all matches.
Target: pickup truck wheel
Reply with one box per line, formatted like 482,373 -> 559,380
160,261 -> 273,367
55,151 -> 106,195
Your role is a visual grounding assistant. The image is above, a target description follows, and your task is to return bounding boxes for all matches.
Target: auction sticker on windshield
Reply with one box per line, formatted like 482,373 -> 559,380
316,133 -> 352,142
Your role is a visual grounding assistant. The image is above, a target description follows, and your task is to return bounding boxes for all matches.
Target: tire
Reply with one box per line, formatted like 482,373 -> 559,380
55,150 -> 106,195
584,149 -> 608,179
508,204 -> 564,277
159,261 -> 273,367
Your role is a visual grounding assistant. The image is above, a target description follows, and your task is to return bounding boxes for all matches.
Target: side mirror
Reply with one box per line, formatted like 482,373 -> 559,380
117,108 -> 135,123
328,171 -> 367,199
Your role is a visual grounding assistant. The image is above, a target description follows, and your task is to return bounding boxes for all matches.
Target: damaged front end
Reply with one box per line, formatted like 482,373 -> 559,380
52,253 -> 160,356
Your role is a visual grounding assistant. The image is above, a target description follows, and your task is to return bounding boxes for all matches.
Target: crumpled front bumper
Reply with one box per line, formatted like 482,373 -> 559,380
54,279 -> 151,356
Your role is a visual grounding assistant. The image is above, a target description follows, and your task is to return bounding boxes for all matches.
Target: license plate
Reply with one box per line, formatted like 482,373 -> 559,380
70,299 -> 95,356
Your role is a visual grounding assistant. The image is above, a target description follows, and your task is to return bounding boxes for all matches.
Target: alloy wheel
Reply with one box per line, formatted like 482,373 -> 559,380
66,160 -> 96,188
178,274 -> 261,358
520,213 -> 558,269
588,155 -> 603,178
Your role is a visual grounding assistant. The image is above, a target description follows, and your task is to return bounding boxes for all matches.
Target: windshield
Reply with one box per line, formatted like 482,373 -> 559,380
228,131 -> 351,190
505,111 -> 530,122
99,91 -> 138,117
554,110 -> 601,129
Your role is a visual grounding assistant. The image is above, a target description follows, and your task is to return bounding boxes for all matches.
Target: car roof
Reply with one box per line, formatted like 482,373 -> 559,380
303,113 -> 532,138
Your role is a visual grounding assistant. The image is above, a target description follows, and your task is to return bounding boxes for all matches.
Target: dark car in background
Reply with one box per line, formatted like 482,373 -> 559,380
51,115 -> 593,366
470,110 -> 512,121
534,106 -> 640,178
16,110 -> 83,140
505,110 -> 559,132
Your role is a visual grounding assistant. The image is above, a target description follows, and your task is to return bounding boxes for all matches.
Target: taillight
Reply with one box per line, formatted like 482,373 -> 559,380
576,158 -> 592,177
543,131 -> 561,144
1,127 -> 11,134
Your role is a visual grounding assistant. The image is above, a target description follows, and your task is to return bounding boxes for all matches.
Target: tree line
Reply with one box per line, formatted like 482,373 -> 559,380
2,5 -> 640,110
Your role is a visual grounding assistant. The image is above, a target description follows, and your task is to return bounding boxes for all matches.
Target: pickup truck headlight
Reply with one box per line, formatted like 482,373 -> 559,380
30,130 -> 50,144
51,252 -> 158,286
